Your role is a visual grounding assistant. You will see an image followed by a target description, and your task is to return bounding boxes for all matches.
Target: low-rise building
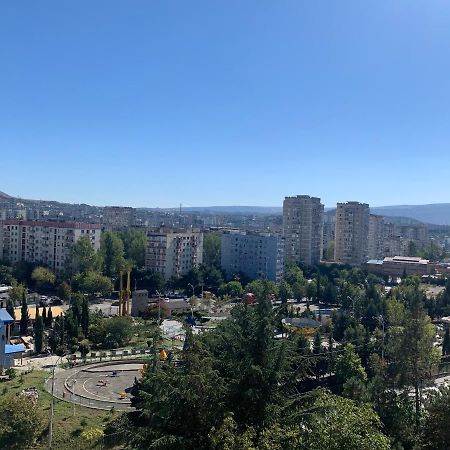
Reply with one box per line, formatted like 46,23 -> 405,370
366,256 -> 433,277
0,308 -> 25,370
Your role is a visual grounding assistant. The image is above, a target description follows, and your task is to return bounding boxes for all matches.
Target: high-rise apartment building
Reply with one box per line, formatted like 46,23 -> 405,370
368,214 -> 384,260
0,220 -> 102,272
221,230 -> 284,281
145,228 -> 203,279
283,195 -> 324,266
334,202 -> 370,265
102,206 -> 136,230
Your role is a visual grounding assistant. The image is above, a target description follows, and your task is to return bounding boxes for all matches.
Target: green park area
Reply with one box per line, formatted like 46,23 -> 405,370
0,370 -> 116,449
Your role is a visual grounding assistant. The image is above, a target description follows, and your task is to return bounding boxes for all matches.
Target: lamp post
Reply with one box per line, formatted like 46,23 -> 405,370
156,290 -> 162,324
48,353 -> 67,449
187,283 -> 195,299
375,314 -> 386,360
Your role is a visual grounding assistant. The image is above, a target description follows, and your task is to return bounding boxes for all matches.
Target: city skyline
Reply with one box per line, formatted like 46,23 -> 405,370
2,1 -> 450,207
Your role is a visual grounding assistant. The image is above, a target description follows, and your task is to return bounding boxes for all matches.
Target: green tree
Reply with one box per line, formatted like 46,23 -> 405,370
19,292 -> 29,335
5,299 -> 15,321
47,307 -> 53,328
81,297 -> 89,336
265,391 -> 391,450
306,280 -> 317,303
423,387 -> 450,450
119,229 -> 146,268
387,288 -> 439,423
73,271 -> 113,297
129,331 -> 226,450
336,343 -> 367,387
0,395 -> 44,450
31,266 -> 56,290
8,282 -> 26,306
278,280 -> 293,303
218,281 -> 244,298
203,233 -> 221,268
57,281 -> 71,301
443,328 -> 450,356
33,309 -> 44,353
209,417 -> 255,450
100,231 -> 126,277
0,265 -> 15,285
67,235 -> 99,275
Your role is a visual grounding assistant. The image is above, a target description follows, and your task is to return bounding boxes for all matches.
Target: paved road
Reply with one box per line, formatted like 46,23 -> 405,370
46,361 -> 144,411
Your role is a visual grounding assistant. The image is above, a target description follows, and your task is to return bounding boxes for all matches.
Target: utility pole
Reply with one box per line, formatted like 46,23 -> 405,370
48,353 -> 66,449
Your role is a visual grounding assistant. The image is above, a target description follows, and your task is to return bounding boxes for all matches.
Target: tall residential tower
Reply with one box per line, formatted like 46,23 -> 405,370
334,201 -> 370,265
283,195 -> 324,266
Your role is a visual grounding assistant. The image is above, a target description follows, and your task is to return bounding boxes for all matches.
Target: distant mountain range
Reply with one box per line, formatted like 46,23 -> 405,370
182,204 -> 450,225
2,190 -> 450,225
370,204 -> 450,226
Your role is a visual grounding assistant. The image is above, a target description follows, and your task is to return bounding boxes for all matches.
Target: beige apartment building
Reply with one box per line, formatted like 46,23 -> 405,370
0,220 -> 102,272
334,202 -> 370,265
145,228 -> 203,279
102,206 -> 136,230
283,195 -> 324,266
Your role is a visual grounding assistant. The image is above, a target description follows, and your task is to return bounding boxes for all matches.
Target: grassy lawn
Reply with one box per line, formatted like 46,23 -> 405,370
1,370 -> 118,450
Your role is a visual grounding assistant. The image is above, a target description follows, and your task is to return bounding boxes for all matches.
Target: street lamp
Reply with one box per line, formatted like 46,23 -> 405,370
48,352 -> 67,449
187,283 -> 195,299
155,290 -> 162,324
374,314 -> 386,360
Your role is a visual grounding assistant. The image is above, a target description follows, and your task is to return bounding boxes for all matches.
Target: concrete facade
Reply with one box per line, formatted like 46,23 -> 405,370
368,214 -> 384,260
220,230 -> 284,281
145,228 -> 203,279
334,202 -> 370,265
0,220 -> 102,272
366,256 -> 433,277
102,206 -> 136,230
283,195 -> 324,266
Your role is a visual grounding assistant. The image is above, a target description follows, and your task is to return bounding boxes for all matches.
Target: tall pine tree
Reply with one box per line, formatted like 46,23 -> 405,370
42,305 -> 47,327
19,292 -> 29,335
81,298 -> 89,336
34,309 -> 44,354
6,299 -> 15,321
47,307 -> 53,328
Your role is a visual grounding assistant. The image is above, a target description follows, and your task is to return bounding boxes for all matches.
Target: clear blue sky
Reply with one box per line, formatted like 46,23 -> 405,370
1,1 -> 450,208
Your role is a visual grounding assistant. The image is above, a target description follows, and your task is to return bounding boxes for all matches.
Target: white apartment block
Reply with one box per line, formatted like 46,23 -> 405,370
221,230 -> 284,282
283,195 -> 324,266
334,202 -> 370,265
145,228 -> 203,279
0,220 -> 102,272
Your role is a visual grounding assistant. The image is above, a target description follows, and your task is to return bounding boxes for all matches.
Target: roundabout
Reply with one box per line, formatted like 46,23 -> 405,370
46,360 -> 145,411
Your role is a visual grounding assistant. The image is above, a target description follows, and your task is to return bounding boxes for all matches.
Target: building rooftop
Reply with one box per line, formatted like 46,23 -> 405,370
5,344 -> 25,354
384,256 -> 429,265
0,219 -> 102,229
0,309 -> 14,324
283,317 -> 322,328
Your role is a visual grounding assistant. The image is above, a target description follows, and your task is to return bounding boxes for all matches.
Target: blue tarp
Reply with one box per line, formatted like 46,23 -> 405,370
0,309 -> 14,324
5,344 -> 25,354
